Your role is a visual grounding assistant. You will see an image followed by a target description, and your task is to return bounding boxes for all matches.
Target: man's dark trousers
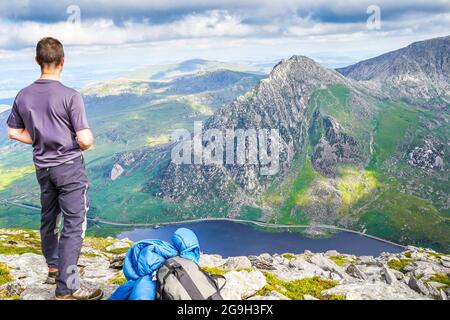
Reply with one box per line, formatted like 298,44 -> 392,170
36,155 -> 88,295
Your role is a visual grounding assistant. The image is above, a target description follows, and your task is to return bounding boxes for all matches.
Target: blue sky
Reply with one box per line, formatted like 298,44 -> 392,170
0,0 -> 449,99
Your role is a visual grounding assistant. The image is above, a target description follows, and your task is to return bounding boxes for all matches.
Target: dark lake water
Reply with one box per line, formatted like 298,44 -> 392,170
117,220 -> 403,257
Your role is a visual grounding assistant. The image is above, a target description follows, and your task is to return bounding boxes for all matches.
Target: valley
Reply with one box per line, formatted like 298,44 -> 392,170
0,38 -> 448,252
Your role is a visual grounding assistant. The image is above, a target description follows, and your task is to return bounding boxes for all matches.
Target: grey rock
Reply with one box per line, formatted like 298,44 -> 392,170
250,255 -> 276,270
358,256 -> 377,265
225,256 -> 252,270
426,283 -> 441,299
199,254 -> 226,268
105,240 -> 130,252
110,254 -> 125,270
221,270 -> 266,300
392,270 -> 404,280
325,250 -> 340,257
439,289 -> 447,300
346,264 -> 367,280
382,266 -> 398,285
408,277 -> 429,296
441,259 -> 450,268
308,253 -> 349,280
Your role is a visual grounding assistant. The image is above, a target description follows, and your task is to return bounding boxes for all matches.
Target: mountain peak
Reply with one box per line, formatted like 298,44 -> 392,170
268,54 -> 347,86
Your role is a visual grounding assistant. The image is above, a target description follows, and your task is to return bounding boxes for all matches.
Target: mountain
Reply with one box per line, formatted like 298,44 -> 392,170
337,36 -> 450,110
153,54 -> 449,251
124,58 -> 268,81
0,228 -> 448,300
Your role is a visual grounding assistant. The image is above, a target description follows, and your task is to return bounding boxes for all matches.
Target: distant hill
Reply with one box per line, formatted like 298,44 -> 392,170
124,59 -> 268,81
337,36 -> 450,110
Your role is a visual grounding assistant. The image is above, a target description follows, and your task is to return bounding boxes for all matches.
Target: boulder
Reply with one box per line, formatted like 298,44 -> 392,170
105,241 -> 130,252
221,270 -> 266,300
249,255 -> 276,270
199,254 -> 226,268
358,256 -> 377,265
224,256 -> 252,270
440,259 -> 450,268
408,277 -> 429,296
325,250 -> 340,257
345,264 -> 367,280
308,253 -> 349,280
382,266 -> 397,285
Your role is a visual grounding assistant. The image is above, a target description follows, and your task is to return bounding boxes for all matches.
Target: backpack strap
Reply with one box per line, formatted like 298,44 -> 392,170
210,274 -> 227,291
163,259 -> 205,300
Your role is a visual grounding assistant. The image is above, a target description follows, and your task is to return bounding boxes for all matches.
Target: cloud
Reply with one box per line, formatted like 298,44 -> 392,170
0,0 -> 449,98
0,1 -> 448,50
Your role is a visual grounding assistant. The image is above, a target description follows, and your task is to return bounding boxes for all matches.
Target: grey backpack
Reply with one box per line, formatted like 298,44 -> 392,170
156,256 -> 225,300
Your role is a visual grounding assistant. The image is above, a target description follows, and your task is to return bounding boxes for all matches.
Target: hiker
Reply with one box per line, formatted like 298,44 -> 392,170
6,37 -> 103,300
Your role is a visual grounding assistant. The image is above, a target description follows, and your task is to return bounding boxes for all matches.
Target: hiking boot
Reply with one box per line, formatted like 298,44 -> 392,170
55,287 -> 104,300
44,266 -> 86,285
45,269 -> 58,284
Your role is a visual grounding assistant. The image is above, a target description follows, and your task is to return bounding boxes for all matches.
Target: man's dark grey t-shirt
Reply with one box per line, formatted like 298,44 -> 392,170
7,79 -> 89,169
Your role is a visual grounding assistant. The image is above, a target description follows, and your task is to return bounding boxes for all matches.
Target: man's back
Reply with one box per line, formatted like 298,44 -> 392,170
8,79 -> 89,169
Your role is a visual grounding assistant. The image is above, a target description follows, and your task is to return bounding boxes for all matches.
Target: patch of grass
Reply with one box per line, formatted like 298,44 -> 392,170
387,258 -> 413,274
0,263 -> 14,285
146,134 -> 171,147
83,237 -> 117,253
329,255 -> 355,266
202,266 -> 228,276
426,274 -> 450,288
0,290 -> 21,300
0,229 -> 41,255
110,272 -> 127,285
282,253 -> 296,260
0,245 -> 41,255
336,168 -> 378,214
256,273 -> 338,300
0,165 -> 35,192
271,154 -> 315,225
361,190 -> 449,252
238,206 -> 263,220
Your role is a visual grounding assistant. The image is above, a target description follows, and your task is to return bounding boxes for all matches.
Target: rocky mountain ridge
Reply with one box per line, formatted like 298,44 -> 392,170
156,56 -> 371,212
0,228 -> 449,300
337,36 -> 450,109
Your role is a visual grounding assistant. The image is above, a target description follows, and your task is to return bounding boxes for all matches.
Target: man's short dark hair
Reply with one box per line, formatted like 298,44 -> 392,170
36,37 -> 64,68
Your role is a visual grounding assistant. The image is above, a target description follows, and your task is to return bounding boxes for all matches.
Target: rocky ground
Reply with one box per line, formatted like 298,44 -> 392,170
0,228 -> 449,300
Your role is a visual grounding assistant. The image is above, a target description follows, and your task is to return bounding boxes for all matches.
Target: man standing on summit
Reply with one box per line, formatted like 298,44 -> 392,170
6,37 -> 103,300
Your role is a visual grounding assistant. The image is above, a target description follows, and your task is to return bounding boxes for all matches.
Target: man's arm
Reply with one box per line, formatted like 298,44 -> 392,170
7,127 -> 33,144
76,129 -> 94,151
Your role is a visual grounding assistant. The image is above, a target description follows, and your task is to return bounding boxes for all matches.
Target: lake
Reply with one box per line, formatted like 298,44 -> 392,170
117,220 -> 404,257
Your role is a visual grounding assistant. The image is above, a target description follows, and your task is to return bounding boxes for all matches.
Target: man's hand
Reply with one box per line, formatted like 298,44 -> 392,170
7,127 -> 33,144
76,129 -> 94,151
